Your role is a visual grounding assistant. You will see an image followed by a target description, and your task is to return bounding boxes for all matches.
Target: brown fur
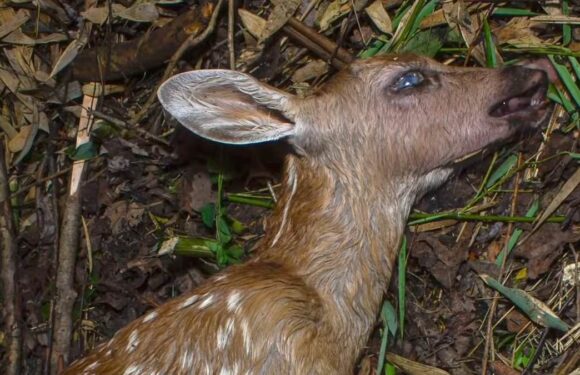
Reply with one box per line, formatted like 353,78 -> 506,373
63,55 -> 549,374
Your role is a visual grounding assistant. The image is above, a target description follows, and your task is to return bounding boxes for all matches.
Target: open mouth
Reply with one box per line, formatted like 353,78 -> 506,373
489,81 -> 548,118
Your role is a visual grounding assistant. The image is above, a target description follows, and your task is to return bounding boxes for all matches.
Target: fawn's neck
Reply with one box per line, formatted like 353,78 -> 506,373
256,155 -> 418,348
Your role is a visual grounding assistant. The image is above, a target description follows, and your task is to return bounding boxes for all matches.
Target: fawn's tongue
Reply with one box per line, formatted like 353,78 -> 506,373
489,81 -> 546,118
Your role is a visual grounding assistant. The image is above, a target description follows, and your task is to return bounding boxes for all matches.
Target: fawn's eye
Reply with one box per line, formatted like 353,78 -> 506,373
392,71 -> 425,91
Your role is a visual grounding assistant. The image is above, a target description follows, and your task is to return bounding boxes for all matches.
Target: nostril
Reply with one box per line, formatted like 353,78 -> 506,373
518,58 -> 558,84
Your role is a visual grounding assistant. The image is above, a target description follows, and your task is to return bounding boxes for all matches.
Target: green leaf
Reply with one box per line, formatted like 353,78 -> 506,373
562,0 -> 571,46
217,217 -> 232,243
227,216 -> 246,234
69,142 -> 98,160
385,363 -> 397,375
492,7 -> 538,17
91,120 -> 120,140
226,193 -> 275,209
358,36 -> 390,59
549,55 -> 580,108
200,203 -> 216,229
514,345 -> 535,370
483,18 -> 498,68
226,244 -> 244,262
208,241 -> 228,266
486,154 -> 518,189
389,0 -> 426,52
480,274 -> 570,331
376,300 -> 398,375
159,236 -> 215,257
569,56 -> 580,79
409,0 -> 438,35
383,300 -> 398,337
399,29 -> 444,57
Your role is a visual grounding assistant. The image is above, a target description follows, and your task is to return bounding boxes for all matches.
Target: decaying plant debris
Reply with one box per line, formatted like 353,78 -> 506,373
0,0 -> 578,374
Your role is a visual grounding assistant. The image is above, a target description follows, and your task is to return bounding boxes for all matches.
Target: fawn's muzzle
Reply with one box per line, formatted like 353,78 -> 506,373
490,67 -> 549,125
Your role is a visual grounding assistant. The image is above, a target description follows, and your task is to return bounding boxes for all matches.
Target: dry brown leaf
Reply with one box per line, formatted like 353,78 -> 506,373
0,67 -> 35,111
0,9 -> 29,39
118,3 -> 159,23
534,167 -> 580,231
563,262 -> 580,287
506,309 -> 532,333
319,0 -> 349,31
82,82 -> 125,96
291,59 -> 329,83
420,8 -> 447,29
7,125 -> 32,153
4,46 -> 35,85
365,0 -> 392,34
442,0 -> 487,66
530,15 -> 580,25
494,17 -> 543,46
49,35 -> 87,78
0,102 -> 17,139
386,353 -> 450,375
82,4 -> 125,24
238,8 -> 267,40
410,219 -> 458,232
259,0 -> 300,42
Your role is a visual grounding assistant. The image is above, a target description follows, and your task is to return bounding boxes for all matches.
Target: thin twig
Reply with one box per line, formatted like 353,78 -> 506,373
0,140 -> 23,375
50,94 -> 97,373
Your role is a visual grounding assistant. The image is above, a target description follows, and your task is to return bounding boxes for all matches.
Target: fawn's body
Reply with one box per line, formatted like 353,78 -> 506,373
64,55 -> 549,374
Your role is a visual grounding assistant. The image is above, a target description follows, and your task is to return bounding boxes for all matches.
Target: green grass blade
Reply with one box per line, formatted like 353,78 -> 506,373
568,56 -> 580,78
492,7 -> 538,17
480,274 -> 570,331
486,154 -> 518,189
390,0 -> 425,52
376,300 -> 398,374
549,55 -> 580,107
563,0 -> 571,45
483,18 -> 497,68
398,237 -> 407,339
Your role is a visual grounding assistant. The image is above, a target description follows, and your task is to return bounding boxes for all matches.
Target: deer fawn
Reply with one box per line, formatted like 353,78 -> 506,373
64,54 -> 550,374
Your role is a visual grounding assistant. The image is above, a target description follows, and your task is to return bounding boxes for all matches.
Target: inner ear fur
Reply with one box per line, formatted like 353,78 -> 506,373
158,70 -> 297,145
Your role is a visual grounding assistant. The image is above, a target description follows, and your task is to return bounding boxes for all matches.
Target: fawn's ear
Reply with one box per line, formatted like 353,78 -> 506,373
158,70 -> 297,145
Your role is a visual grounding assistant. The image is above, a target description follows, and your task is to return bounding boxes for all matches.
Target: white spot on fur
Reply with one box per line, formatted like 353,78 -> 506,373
83,361 -> 99,373
143,310 -> 158,323
227,291 -> 241,312
180,294 -> 199,309
126,330 -> 139,353
180,350 -> 194,370
199,293 -> 215,309
241,319 -> 252,356
123,365 -> 142,375
272,158 -> 298,246
87,361 -> 99,369
219,367 -> 232,375
217,318 -> 235,350
215,274 -> 227,282
203,362 -> 212,375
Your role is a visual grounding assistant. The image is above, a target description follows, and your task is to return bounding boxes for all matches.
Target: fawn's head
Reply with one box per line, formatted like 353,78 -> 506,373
158,54 -> 549,192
